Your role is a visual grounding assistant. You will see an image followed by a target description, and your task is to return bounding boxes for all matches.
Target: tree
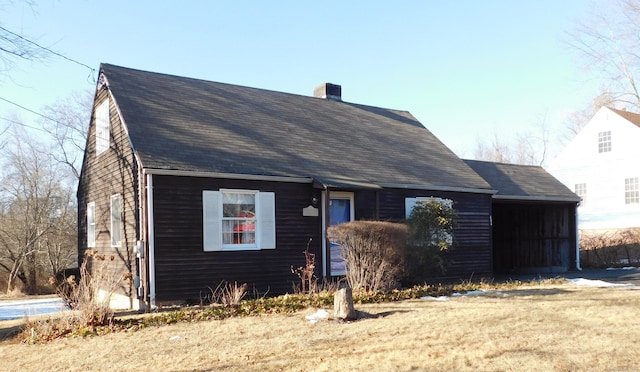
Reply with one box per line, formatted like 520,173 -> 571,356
40,90 -> 92,179
570,0 -> 640,111
0,129 -> 76,293
472,113 -> 550,166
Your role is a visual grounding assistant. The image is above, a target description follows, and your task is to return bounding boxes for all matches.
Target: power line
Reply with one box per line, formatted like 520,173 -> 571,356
0,96 -> 76,135
0,115 -> 48,133
0,25 -> 95,75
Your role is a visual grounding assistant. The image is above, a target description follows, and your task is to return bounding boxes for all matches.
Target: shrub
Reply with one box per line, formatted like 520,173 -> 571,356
327,221 -> 407,292
405,199 -> 457,283
580,228 -> 640,268
56,251 -> 125,326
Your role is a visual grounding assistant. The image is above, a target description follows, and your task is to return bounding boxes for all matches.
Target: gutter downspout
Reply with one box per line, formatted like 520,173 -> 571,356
575,204 -> 582,271
146,173 -> 157,307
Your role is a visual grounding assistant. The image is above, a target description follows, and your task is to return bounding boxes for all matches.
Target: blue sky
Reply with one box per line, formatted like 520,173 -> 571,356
1,1 -> 597,158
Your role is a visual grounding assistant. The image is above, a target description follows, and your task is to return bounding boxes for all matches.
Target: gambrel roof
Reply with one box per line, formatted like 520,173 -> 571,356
463,159 -> 580,202
100,64 -> 492,192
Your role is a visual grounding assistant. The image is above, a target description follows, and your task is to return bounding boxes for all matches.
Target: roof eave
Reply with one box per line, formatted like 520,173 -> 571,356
493,195 -> 581,203
142,168 -> 312,184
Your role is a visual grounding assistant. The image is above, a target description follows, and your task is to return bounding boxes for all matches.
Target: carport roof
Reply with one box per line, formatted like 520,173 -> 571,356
463,160 -> 581,202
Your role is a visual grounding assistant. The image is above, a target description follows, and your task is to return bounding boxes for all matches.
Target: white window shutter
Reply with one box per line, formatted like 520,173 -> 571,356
258,192 -> 276,249
203,191 -> 222,251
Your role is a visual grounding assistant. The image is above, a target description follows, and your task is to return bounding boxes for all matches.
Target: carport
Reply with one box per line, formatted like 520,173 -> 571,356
464,160 -> 581,275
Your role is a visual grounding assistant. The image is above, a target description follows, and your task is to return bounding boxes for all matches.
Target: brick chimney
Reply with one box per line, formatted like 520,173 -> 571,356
314,83 -> 342,101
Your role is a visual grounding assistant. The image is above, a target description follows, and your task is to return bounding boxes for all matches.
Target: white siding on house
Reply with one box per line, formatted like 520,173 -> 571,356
548,107 -> 640,230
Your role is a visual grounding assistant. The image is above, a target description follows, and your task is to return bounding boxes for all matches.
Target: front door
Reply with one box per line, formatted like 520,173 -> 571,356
328,192 -> 354,276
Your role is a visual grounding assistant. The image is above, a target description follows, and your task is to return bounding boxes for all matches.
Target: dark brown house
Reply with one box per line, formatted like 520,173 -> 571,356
78,64 -> 575,309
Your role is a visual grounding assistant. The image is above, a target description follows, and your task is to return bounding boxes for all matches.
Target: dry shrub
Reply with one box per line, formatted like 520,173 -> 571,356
206,281 -> 248,307
57,251 -> 126,326
291,238 -> 318,294
327,221 -> 407,292
580,228 -> 640,268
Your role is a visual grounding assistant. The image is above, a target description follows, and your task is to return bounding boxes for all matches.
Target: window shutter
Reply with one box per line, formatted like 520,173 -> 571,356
203,191 -> 222,251
258,192 -> 276,249
87,203 -> 96,248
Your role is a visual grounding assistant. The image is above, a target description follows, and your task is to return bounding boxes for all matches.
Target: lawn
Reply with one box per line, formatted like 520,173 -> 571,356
1,283 -> 639,371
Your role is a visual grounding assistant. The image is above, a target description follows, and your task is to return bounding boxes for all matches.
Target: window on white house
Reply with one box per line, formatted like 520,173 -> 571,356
202,190 -> 275,251
87,202 -> 96,248
598,131 -> 611,153
625,178 -> 639,204
575,183 -> 587,206
95,100 -> 110,155
111,194 -> 122,247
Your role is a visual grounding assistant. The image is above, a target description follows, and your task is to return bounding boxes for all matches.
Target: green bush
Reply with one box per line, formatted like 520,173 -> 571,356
405,199 -> 457,283
327,221 -> 407,292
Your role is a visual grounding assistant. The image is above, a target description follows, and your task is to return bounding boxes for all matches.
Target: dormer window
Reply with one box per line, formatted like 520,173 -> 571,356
598,131 -> 611,153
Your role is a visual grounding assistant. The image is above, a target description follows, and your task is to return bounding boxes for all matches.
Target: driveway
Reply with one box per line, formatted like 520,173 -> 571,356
0,297 -> 68,321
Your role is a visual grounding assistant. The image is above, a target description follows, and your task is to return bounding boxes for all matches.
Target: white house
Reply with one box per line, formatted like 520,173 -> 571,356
548,107 -> 640,232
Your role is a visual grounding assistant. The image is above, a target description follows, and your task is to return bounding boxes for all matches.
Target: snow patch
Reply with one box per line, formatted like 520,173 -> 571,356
568,278 -> 635,287
305,309 -> 329,324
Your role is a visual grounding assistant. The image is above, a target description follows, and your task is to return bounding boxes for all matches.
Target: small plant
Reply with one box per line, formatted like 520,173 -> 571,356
291,238 -> 317,294
207,281 -> 248,307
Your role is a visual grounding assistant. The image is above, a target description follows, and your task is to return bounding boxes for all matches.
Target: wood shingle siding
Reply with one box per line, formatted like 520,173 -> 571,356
77,86 -> 140,307
151,175 -> 321,303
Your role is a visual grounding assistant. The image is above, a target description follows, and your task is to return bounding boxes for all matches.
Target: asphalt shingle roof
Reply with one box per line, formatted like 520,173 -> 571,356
101,63 -> 491,191
609,107 -> 640,127
463,159 -> 580,202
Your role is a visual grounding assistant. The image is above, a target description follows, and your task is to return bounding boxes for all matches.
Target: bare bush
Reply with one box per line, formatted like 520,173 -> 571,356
291,238 -> 317,294
56,251 -> 127,326
327,221 -> 407,292
580,228 -> 640,268
206,281 -> 248,307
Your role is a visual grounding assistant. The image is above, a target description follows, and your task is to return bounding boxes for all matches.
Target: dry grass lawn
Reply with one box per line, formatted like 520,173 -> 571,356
1,284 -> 640,371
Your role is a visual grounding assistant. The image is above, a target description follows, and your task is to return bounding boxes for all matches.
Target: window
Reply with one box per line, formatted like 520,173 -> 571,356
598,131 -> 611,153
405,197 -> 455,246
575,183 -> 587,206
111,194 -> 122,247
87,202 -> 96,248
625,178 -> 639,204
95,100 -> 110,155
202,190 -> 275,251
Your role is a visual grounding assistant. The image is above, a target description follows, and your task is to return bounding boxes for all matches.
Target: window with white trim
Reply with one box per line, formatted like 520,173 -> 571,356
625,178 -> 639,205
95,100 -> 110,155
598,131 -> 611,153
111,194 -> 122,247
575,183 -> 587,206
405,196 -> 454,246
203,190 -> 276,251
87,202 -> 96,248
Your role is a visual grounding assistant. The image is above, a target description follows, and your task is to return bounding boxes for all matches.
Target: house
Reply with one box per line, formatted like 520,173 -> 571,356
78,64 -> 575,309
548,107 -> 640,235
464,160 -> 581,274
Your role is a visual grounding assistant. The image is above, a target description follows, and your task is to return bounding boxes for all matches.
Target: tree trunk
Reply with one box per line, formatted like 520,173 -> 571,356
333,287 -> 356,321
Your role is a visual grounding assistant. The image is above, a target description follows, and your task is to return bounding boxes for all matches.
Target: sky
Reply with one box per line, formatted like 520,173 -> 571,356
0,1 -> 600,161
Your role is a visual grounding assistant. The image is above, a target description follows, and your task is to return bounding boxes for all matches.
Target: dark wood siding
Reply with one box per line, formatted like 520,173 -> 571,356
492,202 -> 577,274
151,175 -> 321,303
77,86 -> 140,306
353,188 -> 493,279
